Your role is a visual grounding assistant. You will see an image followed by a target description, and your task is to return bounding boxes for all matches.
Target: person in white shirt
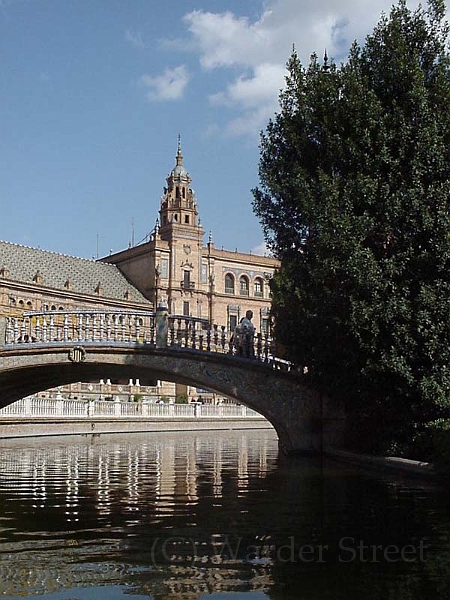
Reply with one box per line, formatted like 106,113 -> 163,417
236,310 -> 255,357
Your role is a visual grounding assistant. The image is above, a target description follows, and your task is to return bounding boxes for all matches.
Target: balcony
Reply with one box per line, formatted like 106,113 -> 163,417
181,281 -> 195,290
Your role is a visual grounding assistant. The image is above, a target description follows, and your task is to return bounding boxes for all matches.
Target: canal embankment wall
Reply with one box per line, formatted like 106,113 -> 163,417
0,396 -> 273,439
0,416 -> 273,439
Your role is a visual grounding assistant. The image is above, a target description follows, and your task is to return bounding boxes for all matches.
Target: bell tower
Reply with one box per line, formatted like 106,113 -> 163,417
159,136 -> 202,241
155,137 -> 204,317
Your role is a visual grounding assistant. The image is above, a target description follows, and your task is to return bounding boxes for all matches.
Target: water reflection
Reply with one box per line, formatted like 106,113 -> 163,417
0,430 -> 449,599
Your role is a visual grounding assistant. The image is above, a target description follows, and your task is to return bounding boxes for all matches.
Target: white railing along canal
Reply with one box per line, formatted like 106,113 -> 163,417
0,397 -> 264,420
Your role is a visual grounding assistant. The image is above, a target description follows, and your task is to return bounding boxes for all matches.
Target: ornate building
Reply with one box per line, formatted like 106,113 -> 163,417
0,141 -> 279,402
0,241 -> 171,400
102,139 -> 279,335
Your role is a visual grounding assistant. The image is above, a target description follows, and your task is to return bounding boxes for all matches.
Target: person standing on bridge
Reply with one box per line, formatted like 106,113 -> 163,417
237,310 -> 255,358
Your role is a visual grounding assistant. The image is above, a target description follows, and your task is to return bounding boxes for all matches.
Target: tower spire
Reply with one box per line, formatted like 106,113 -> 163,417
323,49 -> 330,72
159,138 -> 200,238
176,133 -> 183,166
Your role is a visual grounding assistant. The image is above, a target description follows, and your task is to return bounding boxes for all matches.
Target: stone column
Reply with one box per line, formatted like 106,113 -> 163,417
24,395 -> 33,417
87,399 -> 95,417
142,400 -> 149,417
56,393 -> 64,416
156,303 -> 168,348
114,397 -> 121,417
0,317 -> 6,347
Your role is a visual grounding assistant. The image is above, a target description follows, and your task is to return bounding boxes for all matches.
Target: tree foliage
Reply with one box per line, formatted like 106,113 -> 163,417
252,0 -> 450,454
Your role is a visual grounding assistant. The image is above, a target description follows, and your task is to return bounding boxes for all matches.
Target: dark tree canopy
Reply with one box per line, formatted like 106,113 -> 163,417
252,0 -> 450,454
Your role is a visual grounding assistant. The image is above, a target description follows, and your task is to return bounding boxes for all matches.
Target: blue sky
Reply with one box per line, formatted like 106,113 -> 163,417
1,0 -> 424,260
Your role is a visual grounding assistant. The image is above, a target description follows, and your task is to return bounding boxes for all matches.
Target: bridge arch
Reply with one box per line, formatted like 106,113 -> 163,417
0,310 -> 345,455
0,343 -> 344,455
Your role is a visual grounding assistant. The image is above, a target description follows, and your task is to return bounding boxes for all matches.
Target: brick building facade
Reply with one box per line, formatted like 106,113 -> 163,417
102,140 -> 279,335
0,141 -> 279,402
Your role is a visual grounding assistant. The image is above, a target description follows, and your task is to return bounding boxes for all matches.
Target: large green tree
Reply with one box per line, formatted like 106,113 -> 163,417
252,0 -> 450,454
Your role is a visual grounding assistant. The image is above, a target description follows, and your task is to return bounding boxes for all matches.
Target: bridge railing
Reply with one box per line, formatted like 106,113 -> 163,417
2,310 -> 295,372
0,396 -> 264,419
5,310 -> 158,345
166,316 -> 275,361
4,311 -> 215,346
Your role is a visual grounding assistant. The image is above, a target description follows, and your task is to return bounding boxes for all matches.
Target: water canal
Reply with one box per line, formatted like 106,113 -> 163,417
0,429 -> 449,599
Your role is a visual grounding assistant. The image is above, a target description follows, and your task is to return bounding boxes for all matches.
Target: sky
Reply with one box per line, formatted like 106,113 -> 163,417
0,0 -> 426,260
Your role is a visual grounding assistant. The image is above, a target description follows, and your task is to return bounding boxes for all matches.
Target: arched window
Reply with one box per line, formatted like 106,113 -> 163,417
225,273 -> 235,294
254,277 -> 264,297
239,275 -> 249,296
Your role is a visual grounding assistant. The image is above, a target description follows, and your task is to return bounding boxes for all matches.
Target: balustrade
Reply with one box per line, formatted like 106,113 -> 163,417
0,397 -> 265,420
5,310 -> 157,346
2,309 -> 286,369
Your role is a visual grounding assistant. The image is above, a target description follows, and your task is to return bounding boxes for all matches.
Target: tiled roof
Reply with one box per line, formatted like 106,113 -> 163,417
0,240 -> 149,304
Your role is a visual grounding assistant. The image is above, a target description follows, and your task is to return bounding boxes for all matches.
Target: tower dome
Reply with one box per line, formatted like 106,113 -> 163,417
171,135 -> 190,180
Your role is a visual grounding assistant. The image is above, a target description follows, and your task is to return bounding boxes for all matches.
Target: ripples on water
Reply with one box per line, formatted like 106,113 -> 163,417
0,430 -> 449,599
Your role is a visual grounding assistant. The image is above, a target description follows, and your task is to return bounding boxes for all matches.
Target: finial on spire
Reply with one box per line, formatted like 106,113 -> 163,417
323,49 -> 330,72
176,134 -> 183,166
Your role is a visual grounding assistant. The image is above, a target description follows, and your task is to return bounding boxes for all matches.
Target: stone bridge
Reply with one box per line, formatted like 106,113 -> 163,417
0,309 -> 344,455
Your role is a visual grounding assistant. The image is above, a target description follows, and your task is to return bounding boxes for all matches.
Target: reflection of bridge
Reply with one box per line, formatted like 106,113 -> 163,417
0,430 -> 276,597
0,309 -> 344,454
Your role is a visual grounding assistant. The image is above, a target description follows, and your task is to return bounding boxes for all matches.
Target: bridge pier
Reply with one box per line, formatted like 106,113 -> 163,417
276,417 -> 323,456
250,387 -> 345,456
218,365 -> 346,457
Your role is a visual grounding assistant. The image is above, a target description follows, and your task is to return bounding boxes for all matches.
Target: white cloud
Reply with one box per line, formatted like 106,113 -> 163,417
225,105 -> 277,138
202,123 -> 221,138
251,242 -> 272,256
38,72 -> 50,83
183,2 -> 352,69
139,65 -> 190,101
0,0 -> 23,9
209,62 -> 285,137
210,63 -> 285,109
183,10 -> 264,69
182,0 -> 424,137
135,1 -> 427,131
125,28 -> 146,49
